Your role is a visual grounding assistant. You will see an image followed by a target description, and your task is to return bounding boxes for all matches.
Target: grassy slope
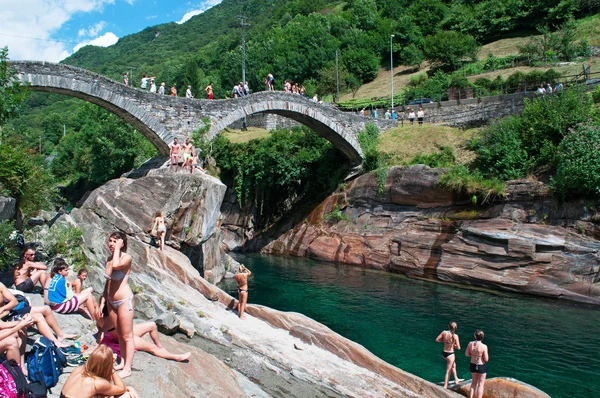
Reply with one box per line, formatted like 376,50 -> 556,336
341,15 -> 600,101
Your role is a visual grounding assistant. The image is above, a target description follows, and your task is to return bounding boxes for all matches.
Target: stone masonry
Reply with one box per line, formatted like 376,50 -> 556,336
11,61 -> 397,165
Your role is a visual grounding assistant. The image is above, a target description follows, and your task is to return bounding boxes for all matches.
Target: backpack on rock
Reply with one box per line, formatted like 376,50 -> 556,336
26,337 -> 66,391
0,359 -> 47,398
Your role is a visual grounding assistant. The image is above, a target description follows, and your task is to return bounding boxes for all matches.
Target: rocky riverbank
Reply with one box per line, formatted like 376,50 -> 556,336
260,165 -> 600,305
43,171 -> 458,398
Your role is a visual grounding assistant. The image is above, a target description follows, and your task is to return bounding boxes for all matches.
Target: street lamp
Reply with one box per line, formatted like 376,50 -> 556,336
390,35 -> 395,110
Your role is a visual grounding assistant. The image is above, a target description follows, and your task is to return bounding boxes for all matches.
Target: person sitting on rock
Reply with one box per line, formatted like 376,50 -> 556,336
71,269 -> 88,294
61,344 -> 139,398
97,313 -> 191,363
0,282 -> 76,348
234,265 -> 252,320
14,247 -> 48,293
0,313 -> 34,370
44,258 -> 97,321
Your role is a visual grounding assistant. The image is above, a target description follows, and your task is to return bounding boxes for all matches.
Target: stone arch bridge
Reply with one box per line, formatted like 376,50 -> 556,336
11,61 -> 396,165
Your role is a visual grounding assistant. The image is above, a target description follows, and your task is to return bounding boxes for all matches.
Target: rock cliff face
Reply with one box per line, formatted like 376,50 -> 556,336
50,172 -> 458,398
263,165 -> 600,305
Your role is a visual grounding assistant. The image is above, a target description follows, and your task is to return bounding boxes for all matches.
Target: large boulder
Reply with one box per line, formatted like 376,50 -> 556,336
0,196 -> 16,221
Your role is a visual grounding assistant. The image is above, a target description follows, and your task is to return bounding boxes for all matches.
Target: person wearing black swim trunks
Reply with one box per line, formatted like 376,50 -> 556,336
14,248 -> 48,293
234,265 -> 252,320
465,329 -> 489,398
436,321 -> 463,388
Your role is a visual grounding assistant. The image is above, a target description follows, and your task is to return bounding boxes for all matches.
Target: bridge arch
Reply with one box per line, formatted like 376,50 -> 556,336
10,61 -> 397,165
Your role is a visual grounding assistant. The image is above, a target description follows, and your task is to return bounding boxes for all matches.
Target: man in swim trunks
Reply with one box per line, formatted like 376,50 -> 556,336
14,248 -> 48,293
234,265 -> 251,320
181,138 -> 194,173
205,82 -> 214,99
170,138 -> 181,172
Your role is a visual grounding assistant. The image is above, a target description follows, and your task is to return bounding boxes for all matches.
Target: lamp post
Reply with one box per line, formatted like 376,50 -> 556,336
390,35 -> 395,110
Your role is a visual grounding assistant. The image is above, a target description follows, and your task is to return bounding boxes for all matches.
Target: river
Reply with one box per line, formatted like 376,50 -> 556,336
218,253 -> 600,398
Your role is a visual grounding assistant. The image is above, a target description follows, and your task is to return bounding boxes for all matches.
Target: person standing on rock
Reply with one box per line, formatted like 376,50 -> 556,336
185,85 -> 193,98
98,232 -> 135,379
14,247 -> 48,293
158,82 -> 166,95
152,211 -> 167,251
170,138 -> 181,172
234,265 -> 252,320
436,321 -> 463,389
170,83 -> 177,97
181,138 -> 194,173
61,344 -> 139,398
465,329 -> 489,398
122,72 -> 129,86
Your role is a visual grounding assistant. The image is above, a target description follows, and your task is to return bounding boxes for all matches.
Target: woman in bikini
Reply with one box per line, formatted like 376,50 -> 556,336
465,329 -> 489,398
60,344 -> 138,398
436,321 -> 462,388
98,232 -> 135,378
152,211 -> 166,251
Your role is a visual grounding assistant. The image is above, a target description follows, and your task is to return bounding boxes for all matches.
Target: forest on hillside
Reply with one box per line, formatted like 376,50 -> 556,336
63,0 -> 600,99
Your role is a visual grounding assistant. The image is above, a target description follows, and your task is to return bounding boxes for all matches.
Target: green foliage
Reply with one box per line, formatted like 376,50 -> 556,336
593,86 -> 600,104
49,103 -> 158,189
554,124 -> 600,198
358,123 -> 382,172
323,205 -> 350,223
46,225 -> 87,271
342,48 -> 380,83
404,71 -> 451,102
472,87 -> 593,181
408,146 -> 457,168
0,145 -> 57,217
423,31 -> 479,70
518,20 -> 589,63
0,220 -> 19,270
0,48 -> 29,127
439,165 -> 505,204
212,127 -> 347,214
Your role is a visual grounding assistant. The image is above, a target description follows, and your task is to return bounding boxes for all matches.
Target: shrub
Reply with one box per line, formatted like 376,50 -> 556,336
408,146 -> 456,168
593,86 -> 600,104
409,72 -> 428,87
358,123 -> 381,172
473,116 -> 531,180
323,205 -> 350,223
439,165 -> 505,204
554,124 -> 600,198
46,226 -> 87,271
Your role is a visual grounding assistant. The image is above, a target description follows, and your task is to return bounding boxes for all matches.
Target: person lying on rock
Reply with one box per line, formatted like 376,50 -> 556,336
234,265 -> 252,320
14,247 -> 48,293
0,282 -> 76,348
44,259 -> 98,321
97,312 -> 191,362
61,344 -> 139,398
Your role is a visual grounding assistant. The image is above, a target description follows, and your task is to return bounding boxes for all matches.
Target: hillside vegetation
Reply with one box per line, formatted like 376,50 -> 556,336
62,0 -> 599,101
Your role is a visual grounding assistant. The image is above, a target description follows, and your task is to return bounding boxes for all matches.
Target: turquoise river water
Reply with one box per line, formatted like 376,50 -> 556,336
219,253 -> 600,398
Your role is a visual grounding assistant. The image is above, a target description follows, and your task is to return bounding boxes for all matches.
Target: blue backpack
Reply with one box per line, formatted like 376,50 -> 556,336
26,337 -> 67,390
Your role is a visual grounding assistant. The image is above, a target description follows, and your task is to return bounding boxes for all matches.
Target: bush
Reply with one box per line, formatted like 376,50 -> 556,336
323,205 -> 350,223
423,31 -> 479,70
408,146 -> 456,168
473,116 -> 531,180
439,165 -> 505,204
46,226 -> 87,271
593,85 -> 600,104
358,123 -> 382,172
554,124 -> 600,198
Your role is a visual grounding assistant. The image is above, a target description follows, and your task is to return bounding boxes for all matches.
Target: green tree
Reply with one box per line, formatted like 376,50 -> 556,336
342,48 -> 380,83
0,47 -> 29,142
408,0 -> 448,36
423,31 -> 479,70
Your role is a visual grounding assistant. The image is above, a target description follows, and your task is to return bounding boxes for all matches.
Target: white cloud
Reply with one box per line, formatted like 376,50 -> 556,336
78,21 -> 106,37
73,31 -> 118,52
177,9 -> 203,24
0,0 -> 116,62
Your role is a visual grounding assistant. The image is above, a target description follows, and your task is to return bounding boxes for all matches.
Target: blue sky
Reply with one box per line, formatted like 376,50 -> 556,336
0,0 -> 222,62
